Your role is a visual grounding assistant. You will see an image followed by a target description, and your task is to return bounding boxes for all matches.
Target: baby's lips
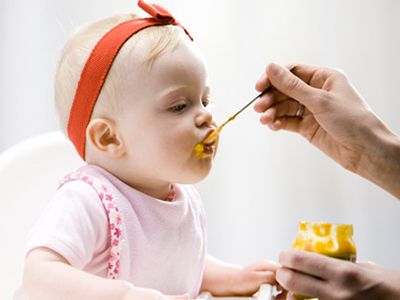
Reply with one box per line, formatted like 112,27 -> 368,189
203,127 -> 221,145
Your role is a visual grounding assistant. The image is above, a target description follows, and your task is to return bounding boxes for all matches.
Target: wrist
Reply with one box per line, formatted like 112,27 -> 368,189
356,114 -> 400,198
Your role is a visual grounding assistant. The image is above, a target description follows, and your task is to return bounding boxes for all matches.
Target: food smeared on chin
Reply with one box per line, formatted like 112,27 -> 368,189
193,144 -> 205,158
194,127 -> 220,158
193,143 -> 216,158
194,143 -> 205,158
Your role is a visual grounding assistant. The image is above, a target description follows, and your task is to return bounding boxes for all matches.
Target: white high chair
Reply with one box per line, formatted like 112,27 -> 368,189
0,131 -> 84,299
0,131 -> 275,300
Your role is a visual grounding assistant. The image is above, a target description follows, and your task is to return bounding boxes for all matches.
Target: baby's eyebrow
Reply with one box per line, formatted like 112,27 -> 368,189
160,85 -> 211,102
161,86 -> 189,99
158,87 -> 189,105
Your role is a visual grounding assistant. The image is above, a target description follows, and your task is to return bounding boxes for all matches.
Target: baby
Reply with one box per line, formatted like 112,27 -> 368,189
19,1 -> 278,299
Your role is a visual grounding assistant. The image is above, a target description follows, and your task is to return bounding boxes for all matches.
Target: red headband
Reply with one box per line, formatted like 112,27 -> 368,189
67,0 -> 193,159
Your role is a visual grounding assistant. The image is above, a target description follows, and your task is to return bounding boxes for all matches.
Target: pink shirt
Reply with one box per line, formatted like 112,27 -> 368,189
17,165 -> 207,298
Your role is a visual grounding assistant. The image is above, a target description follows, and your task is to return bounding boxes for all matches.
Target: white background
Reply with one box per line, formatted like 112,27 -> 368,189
1,0 -> 400,293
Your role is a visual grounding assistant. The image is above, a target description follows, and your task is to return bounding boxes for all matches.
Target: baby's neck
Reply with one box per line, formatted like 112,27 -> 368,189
129,182 -> 174,201
86,156 -> 173,200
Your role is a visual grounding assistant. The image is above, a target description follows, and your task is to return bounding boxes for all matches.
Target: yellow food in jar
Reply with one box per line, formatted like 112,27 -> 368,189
293,221 -> 357,261
292,221 -> 357,300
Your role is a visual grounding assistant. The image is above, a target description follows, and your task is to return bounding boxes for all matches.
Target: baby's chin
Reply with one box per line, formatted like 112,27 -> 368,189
173,164 -> 213,185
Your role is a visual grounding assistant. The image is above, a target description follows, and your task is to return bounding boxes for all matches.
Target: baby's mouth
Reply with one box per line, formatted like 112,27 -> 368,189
193,128 -> 220,158
193,143 -> 216,158
203,127 -> 221,145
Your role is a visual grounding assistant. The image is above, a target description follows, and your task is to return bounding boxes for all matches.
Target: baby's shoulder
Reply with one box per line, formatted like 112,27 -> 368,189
56,178 -> 99,198
57,168 -> 113,198
53,174 -> 108,214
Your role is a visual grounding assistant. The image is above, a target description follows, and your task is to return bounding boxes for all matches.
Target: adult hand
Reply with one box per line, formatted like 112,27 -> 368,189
276,249 -> 400,300
254,63 -> 400,198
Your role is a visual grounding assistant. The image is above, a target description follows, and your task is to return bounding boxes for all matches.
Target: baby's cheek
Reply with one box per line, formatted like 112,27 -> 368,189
163,136 -> 193,160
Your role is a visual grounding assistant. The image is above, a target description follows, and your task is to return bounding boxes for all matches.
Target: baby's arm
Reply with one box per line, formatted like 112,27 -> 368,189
200,255 -> 277,297
23,247 -> 187,300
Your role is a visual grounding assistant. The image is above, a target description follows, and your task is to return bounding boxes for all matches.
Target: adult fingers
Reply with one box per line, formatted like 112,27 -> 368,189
267,63 -> 322,109
254,91 -> 275,113
279,249 -> 342,279
256,63 -> 296,92
259,100 -> 306,126
256,63 -> 338,95
254,89 -> 293,113
276,267 -> 328,299
291,64 -> 336,89
265,117 -> 302,132
275,99 -> 304,118
256,71 -> 272,93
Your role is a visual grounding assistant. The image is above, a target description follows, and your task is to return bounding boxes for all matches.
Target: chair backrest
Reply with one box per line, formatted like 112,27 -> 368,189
0,131 -> 84,299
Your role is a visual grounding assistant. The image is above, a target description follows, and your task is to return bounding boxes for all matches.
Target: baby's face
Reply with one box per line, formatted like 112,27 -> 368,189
116,40 -> 217,185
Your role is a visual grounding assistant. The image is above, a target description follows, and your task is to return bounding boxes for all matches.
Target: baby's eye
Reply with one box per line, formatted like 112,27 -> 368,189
202,99 -> 209,107
168,103 -> 187,113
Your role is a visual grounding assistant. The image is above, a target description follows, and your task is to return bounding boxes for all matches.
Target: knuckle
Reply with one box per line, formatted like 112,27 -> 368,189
285,75 -> 301,92
327,264 -> 361,300
336,263 -> 361,286
333,67 -> 346,77
332,67 -> 349,81
312,90 -> 332,111
286,250 -> 305,267
343,265 -> 360,282
280,269 -> 297,289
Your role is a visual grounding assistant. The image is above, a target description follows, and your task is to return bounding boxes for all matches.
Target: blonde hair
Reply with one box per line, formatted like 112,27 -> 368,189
54,13 -> 186,133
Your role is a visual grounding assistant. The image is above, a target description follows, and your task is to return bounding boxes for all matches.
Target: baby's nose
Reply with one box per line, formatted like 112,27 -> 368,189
195,107 -> 213,127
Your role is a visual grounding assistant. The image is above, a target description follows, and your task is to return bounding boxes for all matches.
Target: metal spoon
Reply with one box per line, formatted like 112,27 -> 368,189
203,89 -> 268,144
203,65 -> 296,144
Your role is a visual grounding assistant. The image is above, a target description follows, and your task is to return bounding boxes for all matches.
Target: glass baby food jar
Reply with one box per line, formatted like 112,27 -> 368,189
293,221 -> 356,261
292,221 -> 357,300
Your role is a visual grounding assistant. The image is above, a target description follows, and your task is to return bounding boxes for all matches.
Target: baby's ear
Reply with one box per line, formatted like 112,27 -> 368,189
86,118 -> 125,157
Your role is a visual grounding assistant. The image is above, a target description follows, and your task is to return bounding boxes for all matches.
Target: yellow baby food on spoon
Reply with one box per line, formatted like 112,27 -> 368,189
193,90 -> 269,158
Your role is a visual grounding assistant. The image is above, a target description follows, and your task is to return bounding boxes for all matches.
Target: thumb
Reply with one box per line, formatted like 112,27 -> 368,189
268,63 -> 318,107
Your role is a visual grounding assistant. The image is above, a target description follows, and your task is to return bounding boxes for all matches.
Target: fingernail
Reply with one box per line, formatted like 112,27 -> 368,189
257,72 -> 267,83
269,63 -> 283,77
